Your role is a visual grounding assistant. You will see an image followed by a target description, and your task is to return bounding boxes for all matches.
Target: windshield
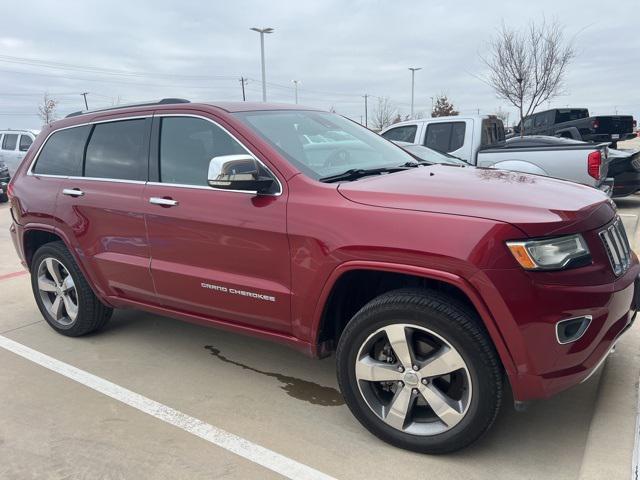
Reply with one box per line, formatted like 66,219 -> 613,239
235,110 -> 415,180
399,144 -> 468,165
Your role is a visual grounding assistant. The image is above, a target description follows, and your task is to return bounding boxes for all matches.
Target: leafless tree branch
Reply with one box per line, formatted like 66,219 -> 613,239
480,19 -> 574,135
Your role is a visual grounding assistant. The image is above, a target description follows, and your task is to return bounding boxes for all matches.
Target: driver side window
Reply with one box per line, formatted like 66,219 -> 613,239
159,116 -> 246,186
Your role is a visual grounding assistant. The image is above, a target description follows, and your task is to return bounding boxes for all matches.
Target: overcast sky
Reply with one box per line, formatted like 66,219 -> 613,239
1,0 -> 638,130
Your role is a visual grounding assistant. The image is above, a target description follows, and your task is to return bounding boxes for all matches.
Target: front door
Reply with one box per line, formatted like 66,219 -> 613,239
144,113 -> 291,333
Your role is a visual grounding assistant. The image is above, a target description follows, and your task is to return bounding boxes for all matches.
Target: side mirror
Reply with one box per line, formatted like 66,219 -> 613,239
207,154 -> 275,194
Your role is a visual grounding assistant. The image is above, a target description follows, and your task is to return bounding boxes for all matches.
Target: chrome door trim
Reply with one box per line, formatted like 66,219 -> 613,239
154,113 -> 283,197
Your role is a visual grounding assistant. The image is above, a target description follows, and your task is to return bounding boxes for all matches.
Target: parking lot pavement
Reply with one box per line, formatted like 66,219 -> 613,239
1,199 -> 639,480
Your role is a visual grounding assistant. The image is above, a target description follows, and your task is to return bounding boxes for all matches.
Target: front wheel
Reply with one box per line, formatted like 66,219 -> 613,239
336,288 -> 503,454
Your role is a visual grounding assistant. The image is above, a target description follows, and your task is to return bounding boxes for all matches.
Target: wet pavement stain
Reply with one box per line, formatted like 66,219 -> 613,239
204,345 -> 344,406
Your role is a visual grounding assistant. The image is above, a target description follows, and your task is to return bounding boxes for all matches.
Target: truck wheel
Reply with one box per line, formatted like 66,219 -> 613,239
336,288 -> 503,454
31,241 -> 112,336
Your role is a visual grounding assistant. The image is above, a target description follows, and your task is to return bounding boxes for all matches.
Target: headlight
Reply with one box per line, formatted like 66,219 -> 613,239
506,234 -> 591,270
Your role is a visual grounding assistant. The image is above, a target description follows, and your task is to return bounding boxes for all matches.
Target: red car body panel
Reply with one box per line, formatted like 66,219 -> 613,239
8,102 -> 638,403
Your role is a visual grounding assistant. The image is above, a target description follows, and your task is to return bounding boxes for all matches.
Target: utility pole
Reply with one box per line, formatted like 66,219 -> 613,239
292,80 -> 299,104
239,76 -> 248,101
430,96 -> 434,117
81,92 -> 89,110
250,27 -> 274,102
362,94 -> 369,128
408,67 -> 421,118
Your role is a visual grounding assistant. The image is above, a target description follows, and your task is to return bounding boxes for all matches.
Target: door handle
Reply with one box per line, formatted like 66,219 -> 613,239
149,197 -> 178,207
62,188 -> 84,197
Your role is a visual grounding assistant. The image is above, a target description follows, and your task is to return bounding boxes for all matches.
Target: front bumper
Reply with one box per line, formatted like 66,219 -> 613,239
475,258 -> 639,402
612,171 -> 640,198
0,173 -> 9,196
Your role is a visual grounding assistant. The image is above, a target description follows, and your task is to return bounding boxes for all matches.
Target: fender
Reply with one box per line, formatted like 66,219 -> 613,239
555,126 -> 581,140
490,160 -> 548,176
311,260 -> 517,376
21,223 -> 116,307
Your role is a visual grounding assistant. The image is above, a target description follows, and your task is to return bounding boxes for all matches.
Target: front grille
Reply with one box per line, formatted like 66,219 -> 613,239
599,218 -> 632,276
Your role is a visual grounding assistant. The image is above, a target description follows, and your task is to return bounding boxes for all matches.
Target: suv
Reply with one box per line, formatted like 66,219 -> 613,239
8,100 -> 639,453
0,129 -> 38,176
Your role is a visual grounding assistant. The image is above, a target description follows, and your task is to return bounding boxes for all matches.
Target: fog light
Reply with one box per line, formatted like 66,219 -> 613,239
556,316 -> 592,344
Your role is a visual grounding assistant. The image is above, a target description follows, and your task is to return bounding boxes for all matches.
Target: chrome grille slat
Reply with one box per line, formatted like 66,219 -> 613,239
599,217 -> 632,276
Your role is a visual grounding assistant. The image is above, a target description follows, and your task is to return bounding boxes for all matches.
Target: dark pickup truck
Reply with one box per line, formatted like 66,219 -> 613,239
516,108 -> 636,148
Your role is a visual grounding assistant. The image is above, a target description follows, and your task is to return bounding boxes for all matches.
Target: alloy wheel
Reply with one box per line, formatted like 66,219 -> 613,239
355,323 -> 472,436
36,257 -> 79,327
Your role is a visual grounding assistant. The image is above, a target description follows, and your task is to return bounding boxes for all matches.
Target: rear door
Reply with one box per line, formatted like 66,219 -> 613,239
1,133 -> 19,169
143,112 -> 291,333
423,121 -> 470,161
54,116 -> 156,304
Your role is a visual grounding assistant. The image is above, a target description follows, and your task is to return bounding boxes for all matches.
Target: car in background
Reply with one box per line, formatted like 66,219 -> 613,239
380,116 -> 612,194
0,160 -> 9,202
507,135 -> 640,198
0,129 -> 38,176
514,108 -> 636,148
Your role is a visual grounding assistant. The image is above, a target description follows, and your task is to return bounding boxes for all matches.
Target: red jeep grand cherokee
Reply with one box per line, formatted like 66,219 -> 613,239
8,99 -> 639,453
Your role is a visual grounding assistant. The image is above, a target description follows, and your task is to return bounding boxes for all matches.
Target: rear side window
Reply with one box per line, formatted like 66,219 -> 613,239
33,126 -> 90,176
555,109 -> 588,123
19,134 -> 33,152
2,134 -> 17,151
523,117 -> 533,132
424,122 -> 465,153
85,119 -> 147,181
381,125 -> 418,143
481,120 -> 505,146
158,116 -> 245,186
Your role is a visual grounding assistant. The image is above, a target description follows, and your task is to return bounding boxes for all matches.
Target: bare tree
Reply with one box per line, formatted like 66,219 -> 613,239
494,106 -> 510,126
482,19 -> 574,135
370,97 -> 397,131
38,93 -> 58,125
431,94 -> 459,117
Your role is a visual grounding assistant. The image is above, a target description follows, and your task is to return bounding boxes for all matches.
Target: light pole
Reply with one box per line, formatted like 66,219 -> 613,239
292,80 -> 299,104
250,27 -> 274,102
408,67 -> 421,118
81,92 -> 89,110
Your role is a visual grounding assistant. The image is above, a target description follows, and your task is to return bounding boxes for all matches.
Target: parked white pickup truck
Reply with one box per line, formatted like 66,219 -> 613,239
380,115 -> 611,194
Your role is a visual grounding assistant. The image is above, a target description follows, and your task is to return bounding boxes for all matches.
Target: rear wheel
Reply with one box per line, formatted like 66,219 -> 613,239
336,288 -> 503,453
31,241 -> 112,336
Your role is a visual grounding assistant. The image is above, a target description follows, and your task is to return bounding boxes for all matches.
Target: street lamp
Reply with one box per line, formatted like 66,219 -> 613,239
250,27 -> 274,102
292,79 -> 299,104
408,67 -> 422,118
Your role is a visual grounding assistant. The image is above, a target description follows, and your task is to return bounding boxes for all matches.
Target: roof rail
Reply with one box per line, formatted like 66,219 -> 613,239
65,98 -> 190,118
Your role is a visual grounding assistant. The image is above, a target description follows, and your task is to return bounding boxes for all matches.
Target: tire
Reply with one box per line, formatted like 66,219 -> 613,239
31,241 -> 112,336
336,288 -> 502,454
0,192 -> 8,203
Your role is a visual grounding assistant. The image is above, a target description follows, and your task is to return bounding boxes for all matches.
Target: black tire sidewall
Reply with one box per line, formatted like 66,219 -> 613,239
30,242 -> 110,336
336,291 -> 501,454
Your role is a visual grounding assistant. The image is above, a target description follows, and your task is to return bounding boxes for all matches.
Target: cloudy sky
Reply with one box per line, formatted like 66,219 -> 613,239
1,0 -> 638,130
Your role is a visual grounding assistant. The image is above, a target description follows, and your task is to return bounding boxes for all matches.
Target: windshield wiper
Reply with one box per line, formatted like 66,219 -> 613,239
402,160 -> 432,167
319,166 -> 409,183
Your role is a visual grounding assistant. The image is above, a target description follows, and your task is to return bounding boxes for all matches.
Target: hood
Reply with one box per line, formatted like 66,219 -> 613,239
338,165 -> 616,237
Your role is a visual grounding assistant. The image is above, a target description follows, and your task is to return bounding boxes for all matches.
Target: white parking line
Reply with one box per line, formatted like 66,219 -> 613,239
633,374 -> 640,480
0,334 -> 336,480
